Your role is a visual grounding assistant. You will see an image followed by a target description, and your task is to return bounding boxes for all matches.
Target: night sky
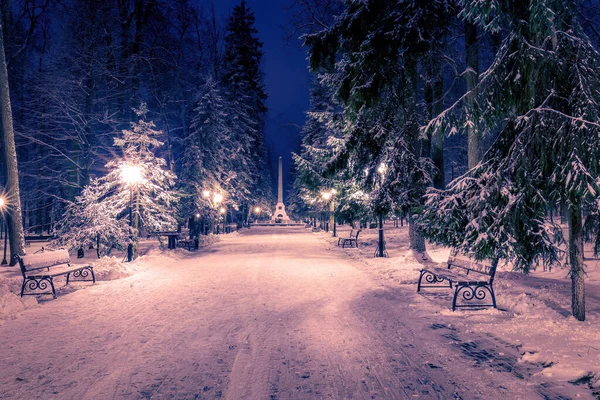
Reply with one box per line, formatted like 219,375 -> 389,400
214,0 -> 311,200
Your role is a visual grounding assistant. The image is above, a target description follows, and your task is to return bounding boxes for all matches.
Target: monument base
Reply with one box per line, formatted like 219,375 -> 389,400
271,202 -> 290,223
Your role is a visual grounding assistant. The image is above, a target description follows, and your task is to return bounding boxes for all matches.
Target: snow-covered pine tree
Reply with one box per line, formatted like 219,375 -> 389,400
104,104 -> 178,236
419,0 -> 600,321
54,178 -> 131,257
222,0 -> 273,209
55,104 -> 177,256
304,0 -> 453,252
180,77 -> 231,221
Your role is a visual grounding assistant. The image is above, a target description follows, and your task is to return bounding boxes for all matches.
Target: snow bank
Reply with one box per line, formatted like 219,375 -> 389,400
0,276 -> 38,322
0,235 -> 221,321
322,224 -> 600,389
91,256 -> 142,281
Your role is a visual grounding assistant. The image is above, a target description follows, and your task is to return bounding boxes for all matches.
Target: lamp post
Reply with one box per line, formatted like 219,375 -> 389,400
220,206 -> 226,234
254,206 -> 261,225
194,213 -> 201,237
121,165 -> 142,262
213,193 -> 223,234
376,162 -> 387,258
0,197 -> 7,265
321,190 -> 337,237
202,190 -> 224,234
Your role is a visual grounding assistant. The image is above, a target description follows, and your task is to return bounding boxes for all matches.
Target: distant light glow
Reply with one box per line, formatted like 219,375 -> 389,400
121,165 -> 143,185
203,190 -> 210,198
219,207 -> 225,214
214,193 -> 223,203
322,192 -> 332,200
331,189 -> 337,195
0,198 -> 4,208
254,207 -> 261,213
195,213 -> 201,218
377,162 -> 387,175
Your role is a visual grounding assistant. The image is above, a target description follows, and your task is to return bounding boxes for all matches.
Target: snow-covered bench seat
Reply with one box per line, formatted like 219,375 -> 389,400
17,249 -> 95,298
417,249 -> 498,311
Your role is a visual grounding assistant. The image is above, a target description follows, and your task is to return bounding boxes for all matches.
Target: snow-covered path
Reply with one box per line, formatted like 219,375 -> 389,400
0,227 -> 585,399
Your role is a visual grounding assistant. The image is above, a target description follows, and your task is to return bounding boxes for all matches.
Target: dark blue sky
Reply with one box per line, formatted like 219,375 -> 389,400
214,0 -> 311,199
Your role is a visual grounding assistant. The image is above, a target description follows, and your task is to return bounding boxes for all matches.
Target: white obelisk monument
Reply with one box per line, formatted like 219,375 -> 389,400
272,156 -> 291,223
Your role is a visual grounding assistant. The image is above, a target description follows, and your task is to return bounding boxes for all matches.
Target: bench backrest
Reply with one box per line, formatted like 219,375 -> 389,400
354,230 -> 362,240
17,249 -> 71,277
348,229 -> 354,237
448,249 -> 498,282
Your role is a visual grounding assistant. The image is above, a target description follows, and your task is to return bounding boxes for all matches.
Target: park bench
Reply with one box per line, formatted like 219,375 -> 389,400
339,230 -> 361,248
337,229 -> 354,246
17,249 -> 95,298
24,234 -> 54,247
417,249 -> 498,311
151,231 -> 180,249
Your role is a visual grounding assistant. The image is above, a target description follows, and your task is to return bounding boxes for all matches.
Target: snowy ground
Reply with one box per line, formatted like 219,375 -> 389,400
325,224 -> 600,397
0,227 -> 597,399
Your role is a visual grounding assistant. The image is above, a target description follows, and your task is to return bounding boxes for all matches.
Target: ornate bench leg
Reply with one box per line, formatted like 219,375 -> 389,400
21,277 -> 55,297
453,283 -> 495,311
68,267 -> 95,283
489,285 -> 497,309
417,270 -> 426,292
452,284 -> 462,311
50,278 -> 57,298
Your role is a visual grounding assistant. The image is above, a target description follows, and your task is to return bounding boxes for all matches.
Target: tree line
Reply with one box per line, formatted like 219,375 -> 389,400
0,1 -> 272,261
289,0 -> 600,321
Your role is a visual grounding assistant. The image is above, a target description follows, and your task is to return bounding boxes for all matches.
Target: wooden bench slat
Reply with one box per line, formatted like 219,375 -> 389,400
448,256 -> 493,275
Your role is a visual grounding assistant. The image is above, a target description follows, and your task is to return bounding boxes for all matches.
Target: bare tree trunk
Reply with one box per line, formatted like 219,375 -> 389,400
406,56 -> 426,253
568,204 -> 585,321
0,10 -> 25,264
431,68 -> 445,189
465,21 -> 480,169
409,214 -> 426,252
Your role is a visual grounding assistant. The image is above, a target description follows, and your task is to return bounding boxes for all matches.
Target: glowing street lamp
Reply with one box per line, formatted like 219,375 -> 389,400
121,164 -> 143,262
203,190 -> 225,234
0,197 -> 7,265
254,206 -> 261,213
219,207 -> 227,234
321,190 -> 337,236
121,165 -> 143,185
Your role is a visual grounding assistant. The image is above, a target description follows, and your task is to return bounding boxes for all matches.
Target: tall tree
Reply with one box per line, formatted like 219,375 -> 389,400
420,0 -> 600,321
0,8 -> 24,264
304,0 -> 453,253
222,0 -> 272,207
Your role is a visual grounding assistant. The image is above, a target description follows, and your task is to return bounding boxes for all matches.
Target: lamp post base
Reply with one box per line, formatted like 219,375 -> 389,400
127,243 -> 134,262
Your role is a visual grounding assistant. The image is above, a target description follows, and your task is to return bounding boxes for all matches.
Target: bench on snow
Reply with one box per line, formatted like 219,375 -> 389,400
17,249 -> 95,298
338,229 -> 361,248
24,234 -> 55,247
417,249 -> 498,311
